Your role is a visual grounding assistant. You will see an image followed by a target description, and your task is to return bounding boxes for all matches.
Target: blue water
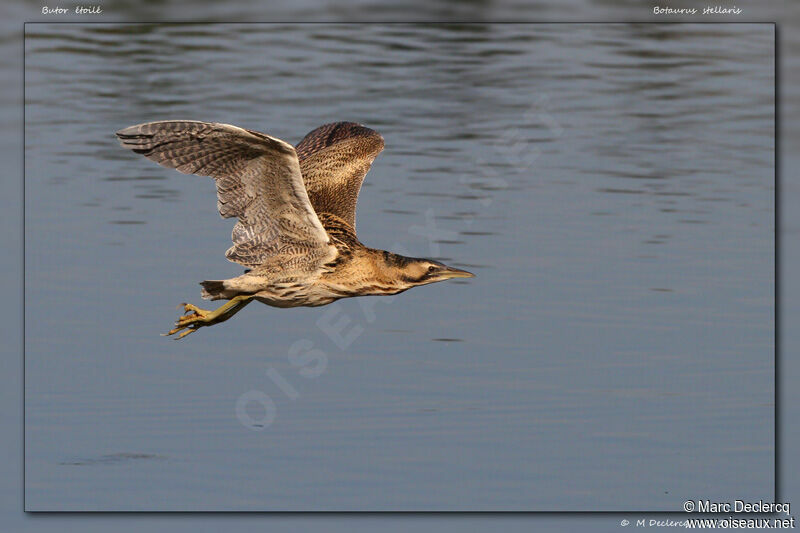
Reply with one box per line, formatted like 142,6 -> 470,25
24,23 -> 774,510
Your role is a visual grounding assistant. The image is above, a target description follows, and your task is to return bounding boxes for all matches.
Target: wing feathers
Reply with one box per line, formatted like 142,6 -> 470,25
295,122 -> 384,232
116,120 -> 334,269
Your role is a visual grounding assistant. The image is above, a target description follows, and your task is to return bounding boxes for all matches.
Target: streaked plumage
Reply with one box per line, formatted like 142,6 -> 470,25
116,120 -> 473,338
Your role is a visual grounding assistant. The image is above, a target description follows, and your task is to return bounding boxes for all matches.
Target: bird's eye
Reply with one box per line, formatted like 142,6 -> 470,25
427,265 -> 436,272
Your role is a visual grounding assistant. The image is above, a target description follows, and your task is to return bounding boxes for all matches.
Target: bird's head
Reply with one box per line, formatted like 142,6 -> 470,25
381,252 -> 474,290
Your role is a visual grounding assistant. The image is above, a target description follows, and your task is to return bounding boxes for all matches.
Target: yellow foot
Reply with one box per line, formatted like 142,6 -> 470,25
161,295 -> 254,340
163,303 -> 214,340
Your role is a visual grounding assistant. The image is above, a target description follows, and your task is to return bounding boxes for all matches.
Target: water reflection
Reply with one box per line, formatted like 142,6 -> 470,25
25,23 -> 773,511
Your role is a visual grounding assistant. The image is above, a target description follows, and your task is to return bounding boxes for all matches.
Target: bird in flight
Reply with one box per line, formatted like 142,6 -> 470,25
116,120 -> 474,339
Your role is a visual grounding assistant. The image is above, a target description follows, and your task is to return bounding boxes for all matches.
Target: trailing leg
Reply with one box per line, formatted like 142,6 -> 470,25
164,294 -> 255,339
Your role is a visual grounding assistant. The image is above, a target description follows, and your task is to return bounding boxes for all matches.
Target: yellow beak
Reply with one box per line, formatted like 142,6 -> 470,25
438,266 -> 475,279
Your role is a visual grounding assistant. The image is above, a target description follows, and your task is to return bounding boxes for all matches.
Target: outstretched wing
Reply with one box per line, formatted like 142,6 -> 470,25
116,120 -> 335,269
295,122 -> 384,233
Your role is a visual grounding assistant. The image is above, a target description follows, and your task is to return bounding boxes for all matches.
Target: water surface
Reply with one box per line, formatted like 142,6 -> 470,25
24,23 -> 774,510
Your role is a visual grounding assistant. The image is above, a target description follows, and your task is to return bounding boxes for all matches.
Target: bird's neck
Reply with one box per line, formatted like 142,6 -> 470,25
321,247 -> 411,298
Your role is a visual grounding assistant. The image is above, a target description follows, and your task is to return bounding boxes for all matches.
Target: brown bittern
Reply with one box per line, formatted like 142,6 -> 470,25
116,121 -> 474,339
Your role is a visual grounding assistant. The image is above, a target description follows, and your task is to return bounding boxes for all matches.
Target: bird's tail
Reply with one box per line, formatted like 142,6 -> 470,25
200,280 -> 230,301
